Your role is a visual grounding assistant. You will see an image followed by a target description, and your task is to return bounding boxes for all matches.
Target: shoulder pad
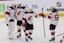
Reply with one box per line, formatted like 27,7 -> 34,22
9,7 -> 14,9
25,11 -> 34,14
30,11 -> 34,13
17,7 -> 25,9
25,12 -> 28,14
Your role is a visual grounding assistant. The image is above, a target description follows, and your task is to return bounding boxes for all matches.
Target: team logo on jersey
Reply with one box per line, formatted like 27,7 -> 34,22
56,2 -> 61,7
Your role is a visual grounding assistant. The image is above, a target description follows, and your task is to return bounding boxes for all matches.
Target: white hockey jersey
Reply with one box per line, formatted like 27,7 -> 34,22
5,7 -> 16,24
16,7 -> 26,20
50,12 -> 59,26
5,7 -> 16,19
10,9 -> 16,19
23,11 -> 36,24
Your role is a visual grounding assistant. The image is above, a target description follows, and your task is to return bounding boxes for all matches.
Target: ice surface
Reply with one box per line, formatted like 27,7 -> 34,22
0,17 -> 64,43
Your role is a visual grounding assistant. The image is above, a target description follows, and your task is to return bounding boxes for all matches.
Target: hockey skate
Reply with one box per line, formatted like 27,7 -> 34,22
28,36 -> 33,40
49,38 -> 55,41
60,39 -> 63,43
9,35 -> 14,40
25,38 -> 28,41
17,33 -> 21,38
9,38 -> 14,40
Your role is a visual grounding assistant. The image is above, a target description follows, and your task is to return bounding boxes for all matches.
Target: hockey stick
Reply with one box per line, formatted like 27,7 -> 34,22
42,8 -> 46,38
56,33 -> 64,37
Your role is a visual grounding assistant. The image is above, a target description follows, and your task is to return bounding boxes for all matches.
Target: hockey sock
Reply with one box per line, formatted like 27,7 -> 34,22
51,30 -> 55,38
17,29 -> 21,37
17,26 -> 21,33
25,33 -> 28,40
63,36 -> 64,39
25,31 -> 29,38
28,30 -> 33,36
18,29 -> 21,32
25,33 -> 28,36
24,30 -> 26,32
29,32 -> 32,36
61,36 -> 64,40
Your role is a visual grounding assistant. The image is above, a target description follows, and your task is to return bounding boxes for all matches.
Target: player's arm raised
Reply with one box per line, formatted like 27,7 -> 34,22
35,13 -> 46,18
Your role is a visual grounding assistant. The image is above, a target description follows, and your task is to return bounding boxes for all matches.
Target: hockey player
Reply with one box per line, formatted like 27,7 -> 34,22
15,4 -> 26,38
22,9 -> 36,41
59,35 -> 64,43
48,7 -> 59,41
5,4 -> 16,39
22,9 -> 45,41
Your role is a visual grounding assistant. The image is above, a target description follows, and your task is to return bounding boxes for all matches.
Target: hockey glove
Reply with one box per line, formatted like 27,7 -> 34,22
48,16 -> 51,19
39,13 -> 46,18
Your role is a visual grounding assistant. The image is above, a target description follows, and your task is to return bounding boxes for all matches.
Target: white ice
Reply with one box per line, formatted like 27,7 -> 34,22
0,17 -> 64,43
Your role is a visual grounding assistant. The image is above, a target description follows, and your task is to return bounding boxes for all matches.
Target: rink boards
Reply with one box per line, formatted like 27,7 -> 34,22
0,13 -> 64,18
